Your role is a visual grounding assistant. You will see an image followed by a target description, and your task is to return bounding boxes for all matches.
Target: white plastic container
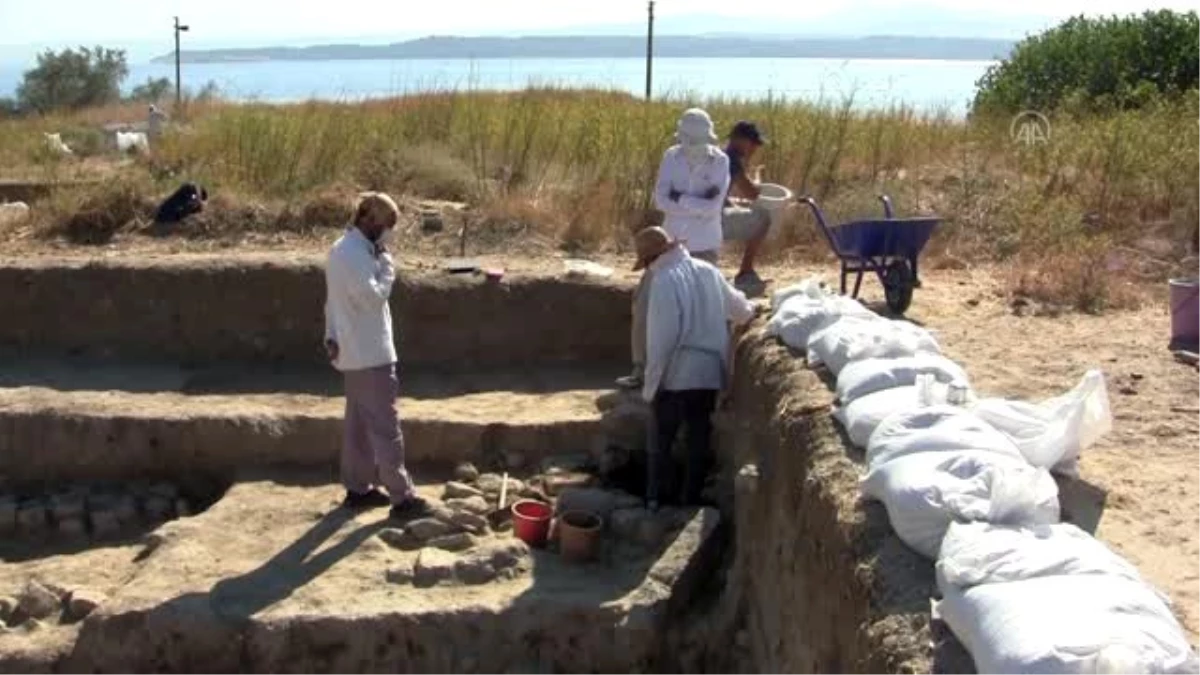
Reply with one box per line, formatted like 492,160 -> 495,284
755,183 -> 794,212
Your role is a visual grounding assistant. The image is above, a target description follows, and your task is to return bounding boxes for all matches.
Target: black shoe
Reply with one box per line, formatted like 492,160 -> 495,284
389,496 -> 433,523
342,489 -> 391,511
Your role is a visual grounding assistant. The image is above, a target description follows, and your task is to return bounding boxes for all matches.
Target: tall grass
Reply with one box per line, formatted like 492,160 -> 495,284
3,85 -> 1196,308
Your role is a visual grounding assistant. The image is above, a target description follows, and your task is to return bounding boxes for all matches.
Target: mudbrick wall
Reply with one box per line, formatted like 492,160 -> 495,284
0,259 -> 630,367
714,329 -> 972,674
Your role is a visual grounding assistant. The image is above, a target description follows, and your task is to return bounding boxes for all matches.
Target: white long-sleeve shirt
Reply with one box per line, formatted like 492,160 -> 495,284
324,227 -> 398,372
654,145 -> 731,255
642,246 -> 755,402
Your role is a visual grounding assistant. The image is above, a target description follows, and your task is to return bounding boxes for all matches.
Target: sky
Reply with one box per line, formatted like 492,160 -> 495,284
1,0 -> 1196,62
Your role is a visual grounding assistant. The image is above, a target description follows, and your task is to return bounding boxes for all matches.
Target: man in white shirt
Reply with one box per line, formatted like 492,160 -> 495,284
324,192 -> 430,521
618,108 -> 730,389
632,226 -> 757,509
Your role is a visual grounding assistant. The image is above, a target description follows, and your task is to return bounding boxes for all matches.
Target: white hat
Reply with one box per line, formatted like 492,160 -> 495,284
676,108 -> 717,145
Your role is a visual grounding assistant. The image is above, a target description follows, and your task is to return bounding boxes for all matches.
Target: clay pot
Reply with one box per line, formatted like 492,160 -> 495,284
557,510 -> 602,563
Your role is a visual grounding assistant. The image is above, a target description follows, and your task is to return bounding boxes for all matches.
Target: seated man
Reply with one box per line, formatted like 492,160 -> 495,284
633,226 -> 756,509
722,121 -> 773,296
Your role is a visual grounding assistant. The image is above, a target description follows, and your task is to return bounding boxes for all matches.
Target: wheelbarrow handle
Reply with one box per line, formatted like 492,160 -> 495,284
878,195 -> 895,219
796,195 -> 827,228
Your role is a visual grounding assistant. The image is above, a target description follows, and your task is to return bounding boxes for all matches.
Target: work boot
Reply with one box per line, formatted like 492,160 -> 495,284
615,366 -> 644,390
734,270 -> 767,298
341,488 -> 391,511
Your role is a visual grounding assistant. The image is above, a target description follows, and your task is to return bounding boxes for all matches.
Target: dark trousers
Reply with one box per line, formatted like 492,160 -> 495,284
648,389 -> 718,506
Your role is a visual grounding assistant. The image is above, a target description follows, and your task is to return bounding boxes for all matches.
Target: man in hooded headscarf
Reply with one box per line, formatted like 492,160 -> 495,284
618,108 -> 730,389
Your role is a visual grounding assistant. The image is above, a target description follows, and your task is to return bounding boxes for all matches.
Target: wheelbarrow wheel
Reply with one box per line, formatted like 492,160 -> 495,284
883,260 -> 915,314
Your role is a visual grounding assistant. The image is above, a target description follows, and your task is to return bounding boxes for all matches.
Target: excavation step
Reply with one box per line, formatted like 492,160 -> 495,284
0,477 -> 720,673
0,361 -> 649,484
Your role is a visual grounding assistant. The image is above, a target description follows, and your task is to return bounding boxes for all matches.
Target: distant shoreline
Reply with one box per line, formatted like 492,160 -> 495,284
156,35 -> 1013,65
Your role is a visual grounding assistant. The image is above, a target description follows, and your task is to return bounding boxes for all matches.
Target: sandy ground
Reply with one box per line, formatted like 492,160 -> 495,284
0,230 -> 1195,645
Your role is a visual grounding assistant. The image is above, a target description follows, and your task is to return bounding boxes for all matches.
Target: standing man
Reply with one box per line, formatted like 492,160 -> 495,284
324,192 -> 430,521
618,108 -> 730,389
632,227 -> 757,510
722,120 -> 772,296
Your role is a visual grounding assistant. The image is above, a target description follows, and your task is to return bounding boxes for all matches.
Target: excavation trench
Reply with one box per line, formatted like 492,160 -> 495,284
0,261 -> 958,673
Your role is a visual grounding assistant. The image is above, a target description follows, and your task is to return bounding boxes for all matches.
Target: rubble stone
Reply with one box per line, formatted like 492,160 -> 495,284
64,589 -> 104,622
453,462 -> 480,483
17,581 -> 60,621
413,548 -> 458,587
405,517 -> 459,542
443,482 -> 484,500
427,532 -> 476,552
445,496 -> 489,516
448,510 -> 490,535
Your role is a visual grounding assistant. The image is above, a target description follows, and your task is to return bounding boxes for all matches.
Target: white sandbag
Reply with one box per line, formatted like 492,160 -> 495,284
0,201 -> 30,226
970,370 -> 1112,477
860,450 -> 1060,559
807,316 -> 940,376
771,276 -> 832,309
767,294 -> 875,350
937,523 -> 1196,674
835,385 -> 915,448
866,405 -> 1022,469
116,131 -> 150,154
836,354 -> 969,404
937,521 -> 1146,590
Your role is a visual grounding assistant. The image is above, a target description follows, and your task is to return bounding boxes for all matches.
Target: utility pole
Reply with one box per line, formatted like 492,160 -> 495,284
174,16 -> 190,108
645,1 -> 655,100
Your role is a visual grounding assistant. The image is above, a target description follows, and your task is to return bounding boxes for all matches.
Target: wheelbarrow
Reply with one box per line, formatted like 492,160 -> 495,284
799,195 -> 940,314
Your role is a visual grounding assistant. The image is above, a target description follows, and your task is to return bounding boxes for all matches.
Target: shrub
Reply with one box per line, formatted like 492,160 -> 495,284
17,46 -> 129,113
974,10 -> 1199,114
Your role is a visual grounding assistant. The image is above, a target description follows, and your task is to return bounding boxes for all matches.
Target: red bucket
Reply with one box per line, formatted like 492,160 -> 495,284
511,499 -> 552,548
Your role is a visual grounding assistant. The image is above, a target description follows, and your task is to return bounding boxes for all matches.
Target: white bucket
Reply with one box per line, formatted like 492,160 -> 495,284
755,183 -> 793,212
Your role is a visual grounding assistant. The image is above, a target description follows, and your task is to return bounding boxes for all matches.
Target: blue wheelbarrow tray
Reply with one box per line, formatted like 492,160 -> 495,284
830,217 -> 939,261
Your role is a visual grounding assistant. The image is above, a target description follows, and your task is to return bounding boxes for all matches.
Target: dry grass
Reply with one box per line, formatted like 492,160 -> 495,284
1,86 -> 1196,311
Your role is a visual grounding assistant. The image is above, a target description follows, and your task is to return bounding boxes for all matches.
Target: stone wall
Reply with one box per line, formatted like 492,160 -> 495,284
715,329 -> 968,674
0,259 -> 630,367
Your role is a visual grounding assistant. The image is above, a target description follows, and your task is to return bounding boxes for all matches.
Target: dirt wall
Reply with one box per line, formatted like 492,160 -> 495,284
715,330 -> 971,674
0,260 -> 631,367
0,406 -> 604,484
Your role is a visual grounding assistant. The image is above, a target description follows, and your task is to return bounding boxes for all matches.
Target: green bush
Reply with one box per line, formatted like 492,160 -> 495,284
974,10 -> 1199,114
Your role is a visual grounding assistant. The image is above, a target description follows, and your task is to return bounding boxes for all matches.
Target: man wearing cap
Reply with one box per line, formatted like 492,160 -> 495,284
632,226 -> 757,509
324,192 -> 431,521
722,120 -> 773,295
618,108 -> 730,389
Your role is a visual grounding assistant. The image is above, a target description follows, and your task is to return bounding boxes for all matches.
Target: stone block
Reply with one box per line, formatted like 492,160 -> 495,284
0,497 -> 16,534
57,517 -> 87,540
16,501 -> 48,534
50,493 -> 85,521
144,496 -> 175,521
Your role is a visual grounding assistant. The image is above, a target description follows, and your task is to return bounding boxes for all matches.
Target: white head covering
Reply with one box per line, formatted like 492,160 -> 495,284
675,108 -> 718,146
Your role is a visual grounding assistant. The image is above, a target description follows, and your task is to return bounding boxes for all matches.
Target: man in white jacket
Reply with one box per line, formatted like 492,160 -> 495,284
618,108 -> 730,389
324,192 -> 430,521
633,226 -> 756,509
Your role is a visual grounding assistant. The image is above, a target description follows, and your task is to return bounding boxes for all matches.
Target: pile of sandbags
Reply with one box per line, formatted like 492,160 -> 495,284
763,276 -> 1195,674
937,522 -> 1198,674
